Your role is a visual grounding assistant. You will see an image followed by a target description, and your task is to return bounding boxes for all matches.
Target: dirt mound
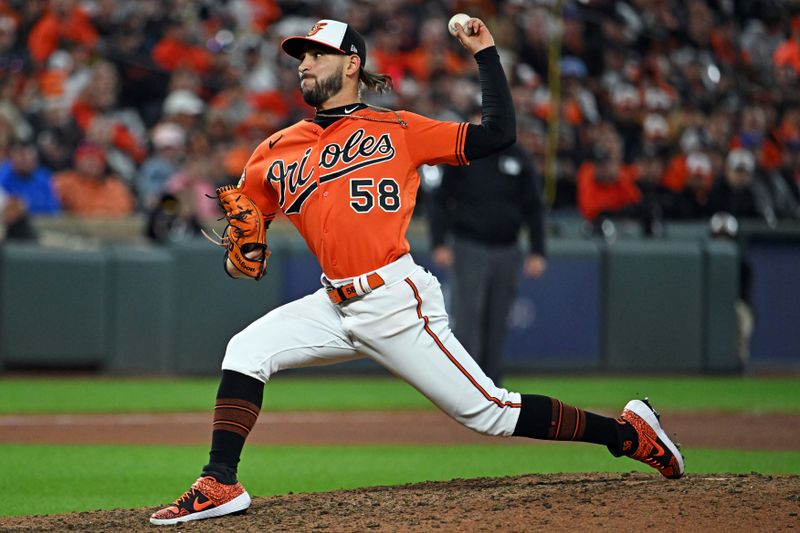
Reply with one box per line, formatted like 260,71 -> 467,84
1,473 -> 797,532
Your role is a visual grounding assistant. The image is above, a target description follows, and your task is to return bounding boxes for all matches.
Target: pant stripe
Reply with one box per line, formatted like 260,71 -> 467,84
404,278 -> 521,409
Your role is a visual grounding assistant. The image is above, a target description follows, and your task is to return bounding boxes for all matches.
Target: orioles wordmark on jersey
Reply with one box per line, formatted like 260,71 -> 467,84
240,108 -> 468,278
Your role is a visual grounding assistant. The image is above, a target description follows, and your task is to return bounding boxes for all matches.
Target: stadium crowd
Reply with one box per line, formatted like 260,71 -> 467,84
0,0 -> 799,241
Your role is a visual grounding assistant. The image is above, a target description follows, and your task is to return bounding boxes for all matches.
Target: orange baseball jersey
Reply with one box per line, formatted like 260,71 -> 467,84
239,108 -> 468,278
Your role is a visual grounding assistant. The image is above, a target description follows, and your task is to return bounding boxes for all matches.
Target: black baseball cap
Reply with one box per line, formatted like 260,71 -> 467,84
281,19 -> 367,66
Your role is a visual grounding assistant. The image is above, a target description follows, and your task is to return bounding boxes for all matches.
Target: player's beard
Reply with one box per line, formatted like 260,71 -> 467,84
301,64 -> 344,108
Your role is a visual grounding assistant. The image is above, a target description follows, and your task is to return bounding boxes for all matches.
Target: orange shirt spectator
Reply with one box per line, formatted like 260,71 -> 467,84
773,16 -> 800,75
27,1 -> 98,63
402,47 -> 468,82
241,0 -> 282,33
401,19 -> 468,82
53,144 -> 134,217
71,100 -> 147,163
661,154 -> 689,192
152,22 -> 212,75
577,160 -> 642,221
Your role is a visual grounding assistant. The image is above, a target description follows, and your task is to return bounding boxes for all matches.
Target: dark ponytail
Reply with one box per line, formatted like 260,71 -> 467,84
359,68 -> 393,94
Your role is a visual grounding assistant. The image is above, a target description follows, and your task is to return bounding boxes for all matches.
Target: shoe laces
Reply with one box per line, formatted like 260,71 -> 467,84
172,478 -> 207,506
172,487 -> 197,506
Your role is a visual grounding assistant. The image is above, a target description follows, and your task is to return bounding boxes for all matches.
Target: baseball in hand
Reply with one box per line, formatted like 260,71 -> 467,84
448,13 -> 472,36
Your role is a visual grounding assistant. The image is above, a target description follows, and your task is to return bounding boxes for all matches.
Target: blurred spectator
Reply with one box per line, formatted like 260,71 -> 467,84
234,34 -> 278,94
0,139 -> 60,215
765,129 -> 800,219
609,83 -> 643,161
576,124 -> 642,227
641,113 -> 671,154
147,129 -> 221,241
220,112 -> 276,184
661,124 -> 711,196
0,78 -> 35,145
670,151 -> 714,219
633,142 -> 670,230
27,0 -> 98,64
740,4 -> 785,77
162,89 -> 206,132
31,96 -> 82,172
781,138 -> 800,205
731,103 -> 782,172
145,192 -> 202,243
151,17 -> 212,76
103,10 -> 170,127
71,60 -> 147,179
164,153 -> 219,222
0,111 -> 14,160
135,121 -> 186,210
52,143 -> 135,217
37,45 -> 93,110
0,11 -> 25,74
772,14 -> 800,76
707,148 -> 776,224
0,186 -> 36,241
560,56 -> 599,128
402,17 -> 469,83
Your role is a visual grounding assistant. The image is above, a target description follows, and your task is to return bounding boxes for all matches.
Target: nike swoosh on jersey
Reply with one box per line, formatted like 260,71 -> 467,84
269,134 -> 283,149
344,106 -> 359,114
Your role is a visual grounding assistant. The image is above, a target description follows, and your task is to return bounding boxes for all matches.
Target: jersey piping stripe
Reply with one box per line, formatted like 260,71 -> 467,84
404,277 -> 521,409
455,122 -> 467,165
284,181 -> 318,214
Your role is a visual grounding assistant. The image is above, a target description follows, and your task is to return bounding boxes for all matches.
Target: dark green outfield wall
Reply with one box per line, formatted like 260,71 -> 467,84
0,236 -> 749,375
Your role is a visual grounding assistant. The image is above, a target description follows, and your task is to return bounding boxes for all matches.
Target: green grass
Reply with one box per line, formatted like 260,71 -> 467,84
1,375 -> 799,414
3,443 -> 799,516
2,375 -> 798,518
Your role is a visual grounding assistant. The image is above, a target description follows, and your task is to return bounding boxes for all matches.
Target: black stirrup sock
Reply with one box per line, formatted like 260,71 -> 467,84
202,370 -> 264,484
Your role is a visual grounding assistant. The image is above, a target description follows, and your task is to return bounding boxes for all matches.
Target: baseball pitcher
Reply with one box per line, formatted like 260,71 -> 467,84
151,17 -> 684,526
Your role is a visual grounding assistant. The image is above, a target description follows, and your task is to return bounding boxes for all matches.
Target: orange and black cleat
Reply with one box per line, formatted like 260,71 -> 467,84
149,476 -> 251,525
618,398 -> 685,479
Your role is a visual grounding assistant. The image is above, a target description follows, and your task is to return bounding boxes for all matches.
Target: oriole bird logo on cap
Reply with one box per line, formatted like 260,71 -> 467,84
307,22 -> 327,36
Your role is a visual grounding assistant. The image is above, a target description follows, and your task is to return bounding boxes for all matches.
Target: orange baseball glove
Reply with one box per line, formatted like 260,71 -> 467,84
212,185 -> 271,280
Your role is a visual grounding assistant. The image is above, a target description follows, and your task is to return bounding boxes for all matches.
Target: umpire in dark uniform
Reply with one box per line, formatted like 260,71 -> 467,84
427,129 -> 546,385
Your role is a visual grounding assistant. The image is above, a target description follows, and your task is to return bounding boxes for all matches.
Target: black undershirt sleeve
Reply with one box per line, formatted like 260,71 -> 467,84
463,46 -> 517,162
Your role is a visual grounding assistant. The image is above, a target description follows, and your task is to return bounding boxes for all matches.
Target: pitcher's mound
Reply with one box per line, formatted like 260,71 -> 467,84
1,472 -> 797,532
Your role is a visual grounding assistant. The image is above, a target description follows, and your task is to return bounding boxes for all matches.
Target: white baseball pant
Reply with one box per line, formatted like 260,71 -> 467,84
222,253 -> 522,436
